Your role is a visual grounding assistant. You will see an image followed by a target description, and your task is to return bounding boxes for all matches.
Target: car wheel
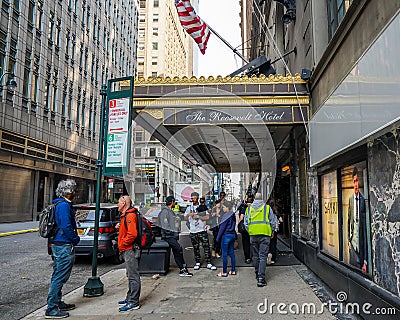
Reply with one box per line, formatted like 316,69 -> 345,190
110,250 -> 124,265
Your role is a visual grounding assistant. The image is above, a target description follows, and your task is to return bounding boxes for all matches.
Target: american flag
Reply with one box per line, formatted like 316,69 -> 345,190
175,0 -> 211,54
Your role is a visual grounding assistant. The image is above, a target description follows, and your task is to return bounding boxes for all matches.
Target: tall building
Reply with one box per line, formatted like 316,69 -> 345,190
133,0 -> 203,203
241,0 -> 400,314
137,0 -> 194,78
0,0 -> 139,222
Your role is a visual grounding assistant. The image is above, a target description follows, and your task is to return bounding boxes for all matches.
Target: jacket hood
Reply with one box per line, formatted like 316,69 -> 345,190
251,200 -> 265,209
52,197 -> 67,204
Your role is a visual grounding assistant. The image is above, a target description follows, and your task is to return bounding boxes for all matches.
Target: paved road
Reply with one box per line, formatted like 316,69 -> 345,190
0,232 -> 120,320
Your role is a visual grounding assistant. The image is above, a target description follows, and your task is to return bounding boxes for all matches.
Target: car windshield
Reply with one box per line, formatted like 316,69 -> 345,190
76,209 -> 110,222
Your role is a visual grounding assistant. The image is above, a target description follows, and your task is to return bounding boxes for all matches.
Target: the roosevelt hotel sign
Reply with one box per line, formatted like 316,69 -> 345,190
163,106 -> 309,125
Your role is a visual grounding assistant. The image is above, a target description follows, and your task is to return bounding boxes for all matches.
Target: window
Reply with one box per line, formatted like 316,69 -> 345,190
0,30 -> 6,74
135,131 -> 143,141
153,14 -> 158,22
152,56 -> 158,65
150,148 -> 156,157
36,1 -> 43,31
48,12 -> 55,41
152,27 -> 158,36
138,57 -> 144,65
139,0 -> 146,9
152,42 -> 158,50
327,0 -> 353,39
134,147 -> 142,157
152,72 -> 157,78
28,0 -> 35,26
153,0 -> 159,8
31,55 -> 39,103
23,49 -> 32,100
8,38 -> 17,74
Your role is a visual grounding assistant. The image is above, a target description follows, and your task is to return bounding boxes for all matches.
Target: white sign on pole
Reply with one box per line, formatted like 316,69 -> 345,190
106,98 -> 130,168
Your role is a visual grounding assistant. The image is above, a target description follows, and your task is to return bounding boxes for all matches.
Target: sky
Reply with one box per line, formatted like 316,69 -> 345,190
196,0 -> 243,77
195,0 -> 242,196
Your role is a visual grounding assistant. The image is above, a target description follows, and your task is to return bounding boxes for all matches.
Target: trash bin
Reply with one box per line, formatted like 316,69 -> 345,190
139,240 -> 171,275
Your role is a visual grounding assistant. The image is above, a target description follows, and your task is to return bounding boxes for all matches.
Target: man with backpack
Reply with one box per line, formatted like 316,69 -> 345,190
116,195 -> 141,312
45,179 -> 80,319
159,196 -> 193,277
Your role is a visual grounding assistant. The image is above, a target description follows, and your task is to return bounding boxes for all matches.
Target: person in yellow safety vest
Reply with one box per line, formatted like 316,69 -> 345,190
244,192 -> 278,287
173,204 -> 180,213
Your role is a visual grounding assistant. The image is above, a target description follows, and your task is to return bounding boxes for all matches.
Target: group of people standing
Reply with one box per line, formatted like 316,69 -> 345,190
44,179 -> 282,318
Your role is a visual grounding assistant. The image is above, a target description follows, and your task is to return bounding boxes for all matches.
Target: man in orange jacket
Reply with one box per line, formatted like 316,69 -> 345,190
116,195 -> 141,312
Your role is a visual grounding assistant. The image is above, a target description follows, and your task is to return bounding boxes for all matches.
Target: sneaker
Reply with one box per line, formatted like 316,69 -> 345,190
118,299 -> 128,305
257,278 -> 267,287
119,303 -> 140,312
245,259 -> 251,264
267,253 -> 273,265
179,268 -> 193,277
45,308 -> 69,319
206,263 -> 217,270
193,262 -> 201,270
58,301 -> 75,311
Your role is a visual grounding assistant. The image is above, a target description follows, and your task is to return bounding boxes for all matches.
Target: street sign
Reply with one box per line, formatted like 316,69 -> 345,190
104,77 -> 134,176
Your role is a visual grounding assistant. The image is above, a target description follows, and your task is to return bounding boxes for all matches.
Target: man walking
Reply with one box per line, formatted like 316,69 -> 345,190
117,195 -> 141,312
46,179 -> 80,319
244,192 -> 278,287
159,196 -> 193,276
185,192 -> 217,270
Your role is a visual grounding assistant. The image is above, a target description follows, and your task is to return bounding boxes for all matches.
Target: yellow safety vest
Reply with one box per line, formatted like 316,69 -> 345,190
173,204 -> 180,212
246,205 -> 272,236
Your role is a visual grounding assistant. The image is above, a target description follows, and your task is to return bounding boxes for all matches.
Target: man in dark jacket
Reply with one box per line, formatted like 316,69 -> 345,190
159,196 -> 193,277
46,179 -> 80,319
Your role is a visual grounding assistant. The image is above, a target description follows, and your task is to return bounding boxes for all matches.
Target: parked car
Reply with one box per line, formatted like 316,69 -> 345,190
48,203 -> 123,264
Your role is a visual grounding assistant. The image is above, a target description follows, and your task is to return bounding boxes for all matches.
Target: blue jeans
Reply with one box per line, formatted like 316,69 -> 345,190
221,233 -> 236,274
250,235 -> 270,281
47,244 -> 75,310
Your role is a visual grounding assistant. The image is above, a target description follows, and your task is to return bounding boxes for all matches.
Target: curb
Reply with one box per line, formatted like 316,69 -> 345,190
0,228 -> 39,237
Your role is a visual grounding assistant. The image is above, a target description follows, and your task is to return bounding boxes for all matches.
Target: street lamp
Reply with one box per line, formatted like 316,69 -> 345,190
0,71 -> 17,92
154,158 -> 161,201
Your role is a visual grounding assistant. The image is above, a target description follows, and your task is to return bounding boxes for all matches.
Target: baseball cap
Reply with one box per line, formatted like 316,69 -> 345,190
165,196 -> 175,205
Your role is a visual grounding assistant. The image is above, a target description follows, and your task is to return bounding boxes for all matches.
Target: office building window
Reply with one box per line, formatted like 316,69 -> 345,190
48,12 -> 55,41
134,147 -> 142,157
327,0 -> 353,39
152,42 -> 158,50
153,14 -> 158,22
152,27 -> 158,36
31,55 -> 39,103
0,30 -> 6,73
152,56 -> 158,65
8,37 -> 17,74
23,49 -> 32,100
28,0 -> 35,26
135,131 -> 143,141
150,148 -> 156,157
154,0 -> 159,8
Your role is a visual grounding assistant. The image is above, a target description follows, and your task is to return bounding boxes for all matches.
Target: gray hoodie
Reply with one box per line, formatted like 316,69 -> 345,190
244,200 -> 278,233
158,206 -> 181,239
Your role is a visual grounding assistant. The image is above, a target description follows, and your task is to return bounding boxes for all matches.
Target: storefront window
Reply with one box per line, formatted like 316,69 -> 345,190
321,170 -> 340,258
341,161 -> 372,275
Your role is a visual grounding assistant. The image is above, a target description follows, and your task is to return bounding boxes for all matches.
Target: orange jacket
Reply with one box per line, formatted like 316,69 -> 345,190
118,207 -> 138,253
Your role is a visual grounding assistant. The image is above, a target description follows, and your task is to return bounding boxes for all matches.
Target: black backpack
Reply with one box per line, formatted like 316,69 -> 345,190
124,210 -> 155,250
38,200 -> 63,238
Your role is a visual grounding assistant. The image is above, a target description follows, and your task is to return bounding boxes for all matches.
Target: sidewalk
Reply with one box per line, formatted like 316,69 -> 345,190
0,221 -> 38,237
22,264 -> 335,320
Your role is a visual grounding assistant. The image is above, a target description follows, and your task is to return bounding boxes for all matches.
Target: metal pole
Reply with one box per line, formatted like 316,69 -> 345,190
206,25 -> 249,64
83,84 -> 107,297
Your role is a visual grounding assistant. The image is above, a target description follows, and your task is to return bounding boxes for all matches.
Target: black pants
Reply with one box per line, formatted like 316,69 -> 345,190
212,226 -> 221,254
164,237 -> 185,270
240,230 -> 251,260
269,232 -> 278,261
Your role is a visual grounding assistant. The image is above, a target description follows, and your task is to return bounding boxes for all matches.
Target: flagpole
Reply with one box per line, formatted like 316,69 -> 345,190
206,24 -> 249,64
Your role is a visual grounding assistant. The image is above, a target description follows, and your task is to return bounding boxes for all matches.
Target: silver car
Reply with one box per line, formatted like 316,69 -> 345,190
74,203 -> 122,264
